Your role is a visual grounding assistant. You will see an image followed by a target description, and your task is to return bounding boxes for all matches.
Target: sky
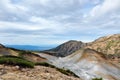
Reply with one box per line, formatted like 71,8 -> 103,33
0,0 -> 120,45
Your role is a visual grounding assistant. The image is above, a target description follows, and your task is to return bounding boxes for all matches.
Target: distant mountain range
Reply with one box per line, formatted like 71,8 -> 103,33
5,45 -> 56,51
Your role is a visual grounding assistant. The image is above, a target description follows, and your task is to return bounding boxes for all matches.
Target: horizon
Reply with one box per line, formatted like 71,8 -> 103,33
0,0 -> 120,45
2,33 -> 120,46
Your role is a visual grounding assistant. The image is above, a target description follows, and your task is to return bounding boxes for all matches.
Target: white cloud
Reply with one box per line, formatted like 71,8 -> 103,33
0,0 -> 28,22
89,0 -> 120,18
0,0 -> 119,45
0,21 -> 43,30
0,0 -> 27,14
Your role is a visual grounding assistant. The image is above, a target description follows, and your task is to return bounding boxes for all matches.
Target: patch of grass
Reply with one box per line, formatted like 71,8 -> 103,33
19,51 -> 33,57
7,47 -> 34,56
35,62 -> 79,78
0,55 -> 34,68
92,78 -> 103,80
35,62 -> 56,68
106,40 -> 114,50
56,68 -> 79,77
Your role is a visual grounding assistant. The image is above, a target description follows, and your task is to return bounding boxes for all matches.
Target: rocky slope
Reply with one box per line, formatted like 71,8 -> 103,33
86,34 -> 120,61
39,48 -> 120,80
44,40 -> 87,57
0,65 -> 81,80
86,34 -> 120,55
39,33 -> 120,80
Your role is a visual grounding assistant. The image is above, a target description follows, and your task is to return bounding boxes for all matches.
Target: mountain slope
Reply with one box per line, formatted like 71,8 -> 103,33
0,44 -> 5,48
0,44 -> 81,80
44,40 -> 87,57
87,34 -> 120,54
40,48 -> 120,80
0,65 -> 81,80
0,44 -> 19,56
86,34 -> 120,61
0,44 -> 47,63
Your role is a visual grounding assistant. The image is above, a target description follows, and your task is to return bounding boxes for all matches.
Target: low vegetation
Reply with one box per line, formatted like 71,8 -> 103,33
35,62 -> 56,68
36,62 -> 79,78
92,78 -> 102,80
19,50 -> 33,57
0,55 -> 79,77
0,46 -> 82,78
0,55 -> 34,68
8,47 -> 34,57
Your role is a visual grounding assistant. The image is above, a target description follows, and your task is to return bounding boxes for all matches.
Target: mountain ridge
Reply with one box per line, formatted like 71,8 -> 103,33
43,40 -> 87,57
44,34 -> 120,60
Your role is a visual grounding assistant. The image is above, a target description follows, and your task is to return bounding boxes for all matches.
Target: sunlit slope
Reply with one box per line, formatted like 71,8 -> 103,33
86,34 -> 120,56
49,48 -> 120,80
0,44 -> 47,63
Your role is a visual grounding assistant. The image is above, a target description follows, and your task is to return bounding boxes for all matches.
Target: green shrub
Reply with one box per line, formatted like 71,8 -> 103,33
56,67 -> 79,77
92,78 -> 103,80
19,51 -> 33,57
35,62 -> 56,68
0,56 -> 34,68
2,55 -> 24,59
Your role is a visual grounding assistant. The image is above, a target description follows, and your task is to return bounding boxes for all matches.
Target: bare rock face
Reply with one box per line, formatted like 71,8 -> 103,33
44,40 -> 87,57
0,65 -> 81,80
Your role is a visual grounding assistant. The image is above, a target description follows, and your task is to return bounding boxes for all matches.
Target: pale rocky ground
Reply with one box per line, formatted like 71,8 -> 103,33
39,49 -> 120,80
0,65 -> 81,80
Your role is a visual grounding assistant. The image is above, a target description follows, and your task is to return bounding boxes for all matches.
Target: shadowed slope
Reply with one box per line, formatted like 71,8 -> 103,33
44,40 -> 87,57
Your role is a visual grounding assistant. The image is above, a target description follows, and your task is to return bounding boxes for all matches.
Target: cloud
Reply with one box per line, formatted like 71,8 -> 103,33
0,0 -> 120,45
0,0 -> 28,21
89,0 -> 120,18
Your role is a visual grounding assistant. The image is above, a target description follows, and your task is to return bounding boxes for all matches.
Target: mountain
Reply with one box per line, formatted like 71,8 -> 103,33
44,40 -> 87,57
39,48 -> 120,80
0,34 -> 120,80
0,44 -> 47,63
86,34 -> 120,61
44,34 -> 120,60
38,34 -> 120,80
